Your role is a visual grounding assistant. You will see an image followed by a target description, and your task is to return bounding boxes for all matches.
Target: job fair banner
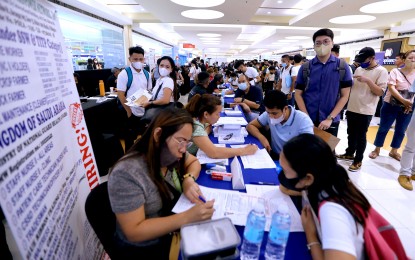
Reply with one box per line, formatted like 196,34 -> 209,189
0,0 -> 104,258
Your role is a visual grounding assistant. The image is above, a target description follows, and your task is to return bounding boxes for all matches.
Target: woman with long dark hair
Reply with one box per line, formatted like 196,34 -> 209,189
280,134 -> 370,259
108,108 -> 214,259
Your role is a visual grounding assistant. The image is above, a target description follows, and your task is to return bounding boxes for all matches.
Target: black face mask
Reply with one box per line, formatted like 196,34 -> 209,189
278,171 -> 305,192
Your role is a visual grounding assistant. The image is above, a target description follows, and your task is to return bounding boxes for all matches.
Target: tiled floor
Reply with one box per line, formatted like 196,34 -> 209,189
4,112 -> 415,259
336,118 -> 415,258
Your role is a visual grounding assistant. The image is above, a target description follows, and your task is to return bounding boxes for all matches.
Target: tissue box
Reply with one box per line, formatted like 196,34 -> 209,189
181,218 -> 240,260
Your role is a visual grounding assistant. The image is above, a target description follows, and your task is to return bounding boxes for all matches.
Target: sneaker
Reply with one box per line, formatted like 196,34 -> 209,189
348,162 -> 362,172
398,175 -> 413,191
336,153 -> 355,161
411,175 -> 415,181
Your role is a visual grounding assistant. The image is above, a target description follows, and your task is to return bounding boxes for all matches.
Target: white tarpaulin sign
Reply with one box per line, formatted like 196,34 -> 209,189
0,0 -> 104,258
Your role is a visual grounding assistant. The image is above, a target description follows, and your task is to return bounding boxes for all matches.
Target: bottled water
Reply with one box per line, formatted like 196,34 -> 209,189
265,204 -> 291,260
241,203 -> 266,260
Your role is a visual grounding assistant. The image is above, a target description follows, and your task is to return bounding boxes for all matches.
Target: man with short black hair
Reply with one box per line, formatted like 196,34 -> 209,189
188,71 -> 210,102
395,52 -> 405,68
207,73 -> 224,94
233,74 -> 264,121
247,90 -> 313,159
295,28 -> 353,137
234,60 -> 261,88
277,54 -> 295,106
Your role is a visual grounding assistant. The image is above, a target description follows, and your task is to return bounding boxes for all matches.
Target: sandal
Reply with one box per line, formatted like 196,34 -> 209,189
369,150 -> 379,159
389,152 -> 401,161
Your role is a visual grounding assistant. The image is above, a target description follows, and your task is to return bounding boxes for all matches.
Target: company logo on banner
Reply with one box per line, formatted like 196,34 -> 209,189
0,0 -> 103,259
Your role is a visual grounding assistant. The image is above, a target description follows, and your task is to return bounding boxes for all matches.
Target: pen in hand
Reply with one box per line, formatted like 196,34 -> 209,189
198,195 -> 207,203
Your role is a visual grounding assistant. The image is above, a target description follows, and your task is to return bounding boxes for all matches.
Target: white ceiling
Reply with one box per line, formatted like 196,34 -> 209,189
83,0 -> 415,57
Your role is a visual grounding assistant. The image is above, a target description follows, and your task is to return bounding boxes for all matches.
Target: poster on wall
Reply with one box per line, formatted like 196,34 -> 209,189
381,39 -> 404,65
0,0 -> 103,259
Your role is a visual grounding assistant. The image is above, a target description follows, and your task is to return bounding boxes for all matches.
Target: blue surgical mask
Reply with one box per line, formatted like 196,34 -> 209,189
281,63 -> 287,68
360,60 -> 371,69
238,82 -> 248,91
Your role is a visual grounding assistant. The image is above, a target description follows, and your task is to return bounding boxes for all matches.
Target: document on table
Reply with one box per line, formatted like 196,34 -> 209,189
213,117 -> 248,126
230,147 -> 276,169
196,144 -> 229,165
245,184 -> 304,232
172,185 -> 303,232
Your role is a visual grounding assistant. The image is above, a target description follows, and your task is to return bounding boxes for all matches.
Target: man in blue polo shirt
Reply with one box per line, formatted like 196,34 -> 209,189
247,90 -> 314,160
295,28 -> 353,137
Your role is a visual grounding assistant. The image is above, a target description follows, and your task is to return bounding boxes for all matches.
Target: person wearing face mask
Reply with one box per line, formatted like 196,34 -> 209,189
188,59 -> 200,89
335,47 -> 388,172
276,54 -> 295,105
234,60 -> 262,89
247,90 -> 313,161
186,94 -> 257,157
263,65 -> 278,94
295,28 -> 353,137
278,134 -> 405,260
108,108 -> 214,259
117,46 -> 152,150
369,50 -> 415,166
233,74 -> 265,121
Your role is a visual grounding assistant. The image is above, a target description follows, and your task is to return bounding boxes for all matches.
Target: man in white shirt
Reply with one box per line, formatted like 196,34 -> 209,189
234,60 -> 261,88
336,47 -> 388,171
277,55 -> 295,106
117,46 -> 152,149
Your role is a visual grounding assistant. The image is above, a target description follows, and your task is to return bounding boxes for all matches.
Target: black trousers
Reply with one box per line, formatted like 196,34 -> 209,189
313,120 -> 340,137
345,111 -> 372,163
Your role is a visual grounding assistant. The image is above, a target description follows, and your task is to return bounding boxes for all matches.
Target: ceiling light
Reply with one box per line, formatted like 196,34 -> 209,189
285,36 -> 310,40
170,0 -> 225,8
278,39 -> 298,42
360,0 -> 415,14
329,15 -> 376,24
267,11 -> 271,14
181,9 -> 224,20
197,33 -> 222,37
277,0 -> 283,3
203,42 -> 220,45
199,37 -> 221,40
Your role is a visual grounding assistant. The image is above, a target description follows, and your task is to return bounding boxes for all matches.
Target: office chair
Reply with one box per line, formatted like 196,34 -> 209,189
85,181 -> 118,258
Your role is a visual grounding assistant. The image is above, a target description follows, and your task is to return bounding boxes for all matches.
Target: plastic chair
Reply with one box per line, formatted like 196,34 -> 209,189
85,182 -> 118,258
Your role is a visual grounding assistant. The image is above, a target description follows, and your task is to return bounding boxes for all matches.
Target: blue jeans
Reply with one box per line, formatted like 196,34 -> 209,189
374,102 -> 413,149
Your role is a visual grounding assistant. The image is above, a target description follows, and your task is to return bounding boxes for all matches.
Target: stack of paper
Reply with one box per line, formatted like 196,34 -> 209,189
218,134 -> 245,144
125,89 -> 152,107
214,117 -> 248,126
196,144 -> 228,165
230,147 -> 276,169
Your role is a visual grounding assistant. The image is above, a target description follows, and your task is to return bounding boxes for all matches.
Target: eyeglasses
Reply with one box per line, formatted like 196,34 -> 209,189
314,39 -> 331,47
172,137 -> 192,149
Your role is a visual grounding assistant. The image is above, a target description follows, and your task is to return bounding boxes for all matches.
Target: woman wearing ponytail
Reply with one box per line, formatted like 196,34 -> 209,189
185,94 -> 258,158
280,134 -> 370,259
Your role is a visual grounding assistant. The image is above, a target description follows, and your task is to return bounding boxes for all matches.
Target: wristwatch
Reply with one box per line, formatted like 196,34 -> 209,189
326,115 -> 334,120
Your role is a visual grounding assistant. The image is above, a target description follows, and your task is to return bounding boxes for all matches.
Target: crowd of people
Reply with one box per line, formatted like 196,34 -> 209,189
102,28 -> 414,259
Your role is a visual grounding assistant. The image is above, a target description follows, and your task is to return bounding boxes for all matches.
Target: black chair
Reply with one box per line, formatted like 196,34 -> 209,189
85,182 -> 118,258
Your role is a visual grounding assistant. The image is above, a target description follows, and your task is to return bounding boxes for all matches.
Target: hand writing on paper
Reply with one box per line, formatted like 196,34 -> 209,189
243,144 -> 258,155
260,137 -> 271,152
301,205 -> 318,239
182,179 -> 204,204
186,200 -> 215,222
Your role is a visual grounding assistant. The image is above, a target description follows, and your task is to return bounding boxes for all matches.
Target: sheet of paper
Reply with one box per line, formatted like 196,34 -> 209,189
237,148 -> 276,169
245,185 -> 304,232
213,117 -> 248,126
225,110 -> 242,116
218,134 -> 245,144
196,144 -> 229,165
124,89 -> 152,108
224,94 -> 235,98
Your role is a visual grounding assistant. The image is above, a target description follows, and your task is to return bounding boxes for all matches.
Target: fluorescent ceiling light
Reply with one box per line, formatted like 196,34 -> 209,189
329,15 -> 376,24
277,1 -> 283,3
170,0 -> 225,8
181,9 -> 224,20
278,39 -> 298,42
199,37 -> 221,40
360,0 -> 415,14
203,42 -> 220,45
285,36 -> 310,40
197,33 -> 222,37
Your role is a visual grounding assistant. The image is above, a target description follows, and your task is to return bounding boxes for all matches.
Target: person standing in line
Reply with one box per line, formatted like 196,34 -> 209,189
234,60 -> 262,90
276,54 -> 295,106
188,59 -> 200,89
336,47 -> 388,172
369,50 -> 415,161
290,54 -> 303,109
398,103 -> 415,190
295,28 -> 353,137
395,52 -> 405,68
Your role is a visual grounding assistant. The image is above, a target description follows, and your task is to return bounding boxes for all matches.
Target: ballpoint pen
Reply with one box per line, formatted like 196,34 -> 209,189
250,181 -> 277,185
198,195 -> 207,203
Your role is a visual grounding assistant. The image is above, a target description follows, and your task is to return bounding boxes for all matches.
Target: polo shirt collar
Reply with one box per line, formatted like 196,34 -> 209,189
311,54 -> 336,65
282,106 -> 295,126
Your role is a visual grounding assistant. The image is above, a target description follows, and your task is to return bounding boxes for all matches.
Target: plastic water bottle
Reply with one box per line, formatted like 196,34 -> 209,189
265,204 -> 291,260
241,203 -> 266,260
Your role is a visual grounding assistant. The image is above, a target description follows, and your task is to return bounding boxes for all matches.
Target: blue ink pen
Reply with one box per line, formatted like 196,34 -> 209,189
198,195 -> 206,203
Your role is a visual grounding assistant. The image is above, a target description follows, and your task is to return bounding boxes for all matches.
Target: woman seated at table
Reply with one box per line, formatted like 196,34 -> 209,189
108,108 -> 214,259
186,94 -> 258,158
279,134 -> 382,259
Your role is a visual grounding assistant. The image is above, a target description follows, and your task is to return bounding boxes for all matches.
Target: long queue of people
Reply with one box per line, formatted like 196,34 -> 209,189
104,27 -> 413,259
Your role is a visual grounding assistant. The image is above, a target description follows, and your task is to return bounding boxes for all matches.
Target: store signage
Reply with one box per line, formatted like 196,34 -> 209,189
183,43 -> 195,48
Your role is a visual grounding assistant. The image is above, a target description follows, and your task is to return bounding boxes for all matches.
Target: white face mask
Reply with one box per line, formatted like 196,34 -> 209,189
159,67 -> 170,77
238,82 -> 248,91
405,59 -> 415,69
132,61 -> 143,70
314,45 -> 331,57
270,112 -> 285,125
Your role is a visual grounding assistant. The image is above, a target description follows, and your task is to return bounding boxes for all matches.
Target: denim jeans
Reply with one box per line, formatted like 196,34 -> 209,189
400,111 -> 415,176
345,111 -> 372,163
374,102 -> 413,149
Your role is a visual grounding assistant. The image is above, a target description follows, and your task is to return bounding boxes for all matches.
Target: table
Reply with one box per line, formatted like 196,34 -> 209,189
195,108 -> 311,260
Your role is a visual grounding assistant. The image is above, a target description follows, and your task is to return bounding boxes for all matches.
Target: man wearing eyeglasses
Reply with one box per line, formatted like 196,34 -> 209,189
295,28 -> 353,137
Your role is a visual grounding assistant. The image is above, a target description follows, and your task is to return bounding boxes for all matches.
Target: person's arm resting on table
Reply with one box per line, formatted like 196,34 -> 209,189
193,135 -> 257,159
